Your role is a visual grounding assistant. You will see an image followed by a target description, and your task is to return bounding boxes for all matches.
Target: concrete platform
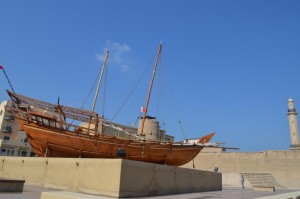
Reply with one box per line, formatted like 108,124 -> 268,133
0,157 -> 221,197
0,185 -> 57,199
40,189 -> 300,199
0,185 -> 299,199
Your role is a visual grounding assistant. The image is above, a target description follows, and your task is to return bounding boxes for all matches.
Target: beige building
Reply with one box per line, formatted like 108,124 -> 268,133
80,117 -> 174,142
287,98 -> 300,149
0,100 -> 34,157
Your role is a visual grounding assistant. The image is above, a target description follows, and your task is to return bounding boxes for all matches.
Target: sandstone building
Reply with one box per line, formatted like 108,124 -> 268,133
0,100 -> 34,157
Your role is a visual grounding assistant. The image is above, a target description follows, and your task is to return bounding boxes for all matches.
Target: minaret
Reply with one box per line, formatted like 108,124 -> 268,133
287,98 -> 300,149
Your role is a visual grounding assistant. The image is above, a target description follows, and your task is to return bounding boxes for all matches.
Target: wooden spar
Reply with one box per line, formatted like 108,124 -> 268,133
57,105 -> 65,129
140,41 -> 163,135
0,65 -> 15,93
7,91 -> 98,122
88,50 -> 109,131
91,50 -> 109,113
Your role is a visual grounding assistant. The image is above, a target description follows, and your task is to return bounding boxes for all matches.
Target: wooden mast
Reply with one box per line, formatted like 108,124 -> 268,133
140,41 -> 163,135
91,50 -> 109,113
88,50 -> 109,131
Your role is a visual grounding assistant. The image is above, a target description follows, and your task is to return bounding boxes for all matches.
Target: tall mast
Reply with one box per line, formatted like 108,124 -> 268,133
140,41 -> 163,135
91,50 -> 109,113
88,50 -> 109,131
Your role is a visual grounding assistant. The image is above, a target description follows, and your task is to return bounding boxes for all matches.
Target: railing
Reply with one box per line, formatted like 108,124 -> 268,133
288,108 -> 297,113
290,144 -> 300,148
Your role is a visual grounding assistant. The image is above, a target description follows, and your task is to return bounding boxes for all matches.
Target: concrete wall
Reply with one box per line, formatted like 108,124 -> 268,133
119,159 -> 221,197
0,157 -> 122,197
183,148 -> 300,189
0,156 -> 221,197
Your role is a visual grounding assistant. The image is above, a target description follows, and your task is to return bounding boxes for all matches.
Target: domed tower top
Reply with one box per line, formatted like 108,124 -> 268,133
288,98 -> 296,111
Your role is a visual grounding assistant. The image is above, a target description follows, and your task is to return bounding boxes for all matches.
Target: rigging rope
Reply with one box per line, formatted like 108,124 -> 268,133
134,115 -> 140,127
69,64 -> 103,125
80,70 -> 100,110
154,52 -> 167,131
204,148 -> 222,171
110,54 -> 156,122
0,64 -> 15,92
155,54 -> 162,118
167,75 -> 188,139
101,63 -> 108,117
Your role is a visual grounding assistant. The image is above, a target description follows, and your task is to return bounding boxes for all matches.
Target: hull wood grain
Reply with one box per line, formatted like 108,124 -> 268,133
24,123 -> 201,166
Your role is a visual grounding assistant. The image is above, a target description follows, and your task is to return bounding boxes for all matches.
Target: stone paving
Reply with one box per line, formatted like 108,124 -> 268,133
0,185 -> 299,199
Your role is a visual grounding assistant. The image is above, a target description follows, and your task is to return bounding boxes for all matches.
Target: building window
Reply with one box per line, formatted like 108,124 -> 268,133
10,150 -> 14,156
21,151 -> 27,157
1,148 -> 6,154
3,126 -> 12,133
24,138 -> 28,143
4,136 -> 10,141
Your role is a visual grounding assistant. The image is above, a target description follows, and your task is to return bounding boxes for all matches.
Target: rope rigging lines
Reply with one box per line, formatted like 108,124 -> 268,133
101,63 -> 108,118
166,73 -> 188,139
0,64 -> 15,93
110,54 -> 156,122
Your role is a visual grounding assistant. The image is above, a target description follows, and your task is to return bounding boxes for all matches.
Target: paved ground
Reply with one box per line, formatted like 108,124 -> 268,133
0,185 -> 56,199
0,185 -> 299,199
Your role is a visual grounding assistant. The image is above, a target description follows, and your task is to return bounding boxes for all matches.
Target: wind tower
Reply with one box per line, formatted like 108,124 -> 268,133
287,98 -> 300,150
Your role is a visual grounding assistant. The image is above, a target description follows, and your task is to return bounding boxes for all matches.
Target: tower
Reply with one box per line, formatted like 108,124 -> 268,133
287,98 -> 300,149
138,116 -> 160,141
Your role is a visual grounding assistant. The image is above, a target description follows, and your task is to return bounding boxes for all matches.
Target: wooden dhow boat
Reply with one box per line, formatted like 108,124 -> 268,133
6,43 -> 215,166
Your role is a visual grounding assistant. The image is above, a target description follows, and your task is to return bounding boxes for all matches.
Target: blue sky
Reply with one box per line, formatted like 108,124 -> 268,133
1,1 -> 300,152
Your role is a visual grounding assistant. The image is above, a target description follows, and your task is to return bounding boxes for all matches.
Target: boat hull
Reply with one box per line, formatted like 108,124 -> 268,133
23,122 -> 202,166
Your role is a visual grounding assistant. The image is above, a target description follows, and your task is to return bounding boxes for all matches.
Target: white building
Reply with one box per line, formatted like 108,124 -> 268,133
0,100 -> 34,156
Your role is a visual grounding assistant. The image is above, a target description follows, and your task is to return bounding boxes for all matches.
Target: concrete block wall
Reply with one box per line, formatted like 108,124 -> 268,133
0,157 -> 122,197
119,160 -> 221,197
183,148 -> 300,189
0,156 -> 222,197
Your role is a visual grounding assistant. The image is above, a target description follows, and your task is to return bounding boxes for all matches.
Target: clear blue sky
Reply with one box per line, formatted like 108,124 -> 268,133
1,1 -> 300,152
